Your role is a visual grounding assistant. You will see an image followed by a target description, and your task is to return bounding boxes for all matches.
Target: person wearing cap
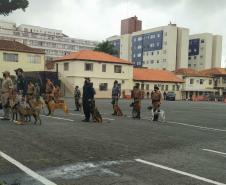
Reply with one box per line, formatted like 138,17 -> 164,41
111,80 -> 121,115
45,79 -> 55,116
74,85 -> 81,111
132,83 -> 142,119
1,71 -> 13,120
82,78 -> 95,122
15,68 -> 26,97
151,85 -> 162,121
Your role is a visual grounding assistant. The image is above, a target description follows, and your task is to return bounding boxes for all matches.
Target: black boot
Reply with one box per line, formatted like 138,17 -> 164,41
153,113 -> 159,121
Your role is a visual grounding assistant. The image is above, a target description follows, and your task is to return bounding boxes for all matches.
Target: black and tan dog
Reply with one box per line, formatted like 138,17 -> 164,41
92,106 -> 103,123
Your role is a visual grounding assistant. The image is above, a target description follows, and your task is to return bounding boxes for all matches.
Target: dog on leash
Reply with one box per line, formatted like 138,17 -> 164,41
113,104 -> 123,116
48,100 -> 68,115
92,106 -> 103,123
148,106 -> 166,122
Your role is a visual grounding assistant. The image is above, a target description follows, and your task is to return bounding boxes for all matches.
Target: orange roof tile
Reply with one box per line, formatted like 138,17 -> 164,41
0,40 -> 45,54
175,68 -> 209,77
200,68 -> 226,76
54,50 -> 132,65
133,68 -> 184,83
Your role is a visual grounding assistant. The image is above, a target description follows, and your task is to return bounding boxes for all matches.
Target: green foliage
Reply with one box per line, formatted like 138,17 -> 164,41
94,41 -> 119,56
0,0 -> 29,16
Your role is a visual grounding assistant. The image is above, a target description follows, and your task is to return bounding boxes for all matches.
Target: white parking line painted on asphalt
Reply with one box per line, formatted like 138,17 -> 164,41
0,151 -> 56,185
167,121 -> 226,132
202,149 -> 226,156
41,115 -> 74,122
69,113 -> 115,121
135,159 -> 226,185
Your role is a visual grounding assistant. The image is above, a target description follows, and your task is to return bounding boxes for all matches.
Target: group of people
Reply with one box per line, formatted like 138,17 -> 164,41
74,79 -> 162,122
0,68 -> 61,123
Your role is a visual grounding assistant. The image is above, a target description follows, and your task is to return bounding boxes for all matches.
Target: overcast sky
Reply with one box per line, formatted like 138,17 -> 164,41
1,0 -> 226,66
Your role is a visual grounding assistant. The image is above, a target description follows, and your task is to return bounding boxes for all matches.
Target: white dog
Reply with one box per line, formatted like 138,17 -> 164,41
148,106 -> 166,122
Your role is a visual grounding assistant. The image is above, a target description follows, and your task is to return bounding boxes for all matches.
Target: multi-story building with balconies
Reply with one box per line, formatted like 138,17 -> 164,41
0,21 -> 98,69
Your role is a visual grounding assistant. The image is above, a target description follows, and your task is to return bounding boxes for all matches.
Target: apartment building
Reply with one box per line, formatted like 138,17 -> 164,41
188,33 -> 222,70
0,21 -> 98,67
108,19 -> 189,71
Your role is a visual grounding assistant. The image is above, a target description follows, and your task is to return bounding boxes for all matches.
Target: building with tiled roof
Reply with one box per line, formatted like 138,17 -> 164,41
54,50 -> 133,98
175,68 -> 216,100
133,68 -> 184,100
0,40 -> 45,78
200,68 -> 226,96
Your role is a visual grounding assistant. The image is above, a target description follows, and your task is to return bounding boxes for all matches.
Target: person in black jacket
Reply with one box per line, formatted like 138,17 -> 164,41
82,78 -> 95,122
15,68 -> 26,97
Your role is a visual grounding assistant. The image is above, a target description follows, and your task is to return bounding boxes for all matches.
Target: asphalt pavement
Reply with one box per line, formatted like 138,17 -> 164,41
0,98 -> 226,185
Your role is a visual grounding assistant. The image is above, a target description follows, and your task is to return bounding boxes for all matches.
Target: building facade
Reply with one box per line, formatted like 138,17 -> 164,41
54,50 -> 133,98
0,40 -> 45,79
188,33 -> 222,70
0,21 -> 98,66
108,23 -> 189,71
175,68 -> 215,100
121,16 -> 142,35
133,68 -> 184,100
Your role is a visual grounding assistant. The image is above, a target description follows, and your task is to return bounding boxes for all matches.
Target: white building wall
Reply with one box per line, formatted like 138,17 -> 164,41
57,60 -> 133,98
176,27 -> 189,69
212,35 -> 222,68
120,34 -> 132,62
188,33 -> 222,70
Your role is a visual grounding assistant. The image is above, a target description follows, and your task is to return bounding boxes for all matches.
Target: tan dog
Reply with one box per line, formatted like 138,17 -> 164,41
113,104 -> 123,116
48,100 -> 68,115
92,107 -> 103,123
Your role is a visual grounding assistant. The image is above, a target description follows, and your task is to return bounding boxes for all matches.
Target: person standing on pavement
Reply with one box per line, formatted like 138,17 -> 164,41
82,78 -> 95,122
15,68 -> 26,97
1,71 -> 13,121
151,86 -> 162,121
45,79 -> 55,116
163,91 -> 167,100
132,83 -> 142,119
74,86 -> 81,111
111,80 -> 121,115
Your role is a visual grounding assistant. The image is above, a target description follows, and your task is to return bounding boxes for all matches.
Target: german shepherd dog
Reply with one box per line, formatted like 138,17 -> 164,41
91,100 -> 102,123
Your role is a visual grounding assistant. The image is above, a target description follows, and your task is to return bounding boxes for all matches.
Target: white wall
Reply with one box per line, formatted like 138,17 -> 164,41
212,35 -> 222,68
57,60 -> 133,98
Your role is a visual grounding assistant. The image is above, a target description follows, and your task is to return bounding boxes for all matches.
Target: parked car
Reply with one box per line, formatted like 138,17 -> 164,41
166,92 -> 176,101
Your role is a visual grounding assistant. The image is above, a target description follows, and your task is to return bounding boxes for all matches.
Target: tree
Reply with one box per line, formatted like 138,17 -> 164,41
94,41 -> 119,56
0,0 -> 29,16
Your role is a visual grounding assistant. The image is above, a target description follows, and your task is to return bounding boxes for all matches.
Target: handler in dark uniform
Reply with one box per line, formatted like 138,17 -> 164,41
15,68 -> 26,96
82,78 -> 95,122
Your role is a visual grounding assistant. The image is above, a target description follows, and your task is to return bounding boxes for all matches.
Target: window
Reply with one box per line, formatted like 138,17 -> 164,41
99,83 -> 108,91
3,53 -> 18,62
165,85 -> 168,91
201,39 -> 205,43
28,55 -> 41,64
85,63 -> 93,71
188,64 -> 191,67
190,79 -> 194,84
114,65 -> 122,73
188,57 -> 191,60
194,56 -> 197,60
157,60 -> 159,63
172,85 -> 175,91
64,63 -> 69,71
176,85 -> 180,91
146,84 -> 149,90
102,64 -> 106,72
200,55 -> 203,58
151,52 -> 154,55
141,83 -> 144,90
161,85 -> 164,91
157,51 -> 159,55
137,45 -> 142,49
151,60 -> 154,64
200,79 -> 204,85
209,80 -> 212,85
137,53 -> 141,57
163,59 -> 167,63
